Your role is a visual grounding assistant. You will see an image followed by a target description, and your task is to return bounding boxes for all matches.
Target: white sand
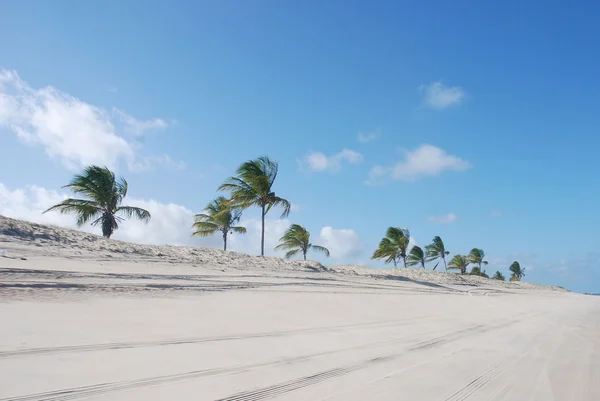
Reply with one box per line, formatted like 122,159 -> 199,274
1,215 -> 598,400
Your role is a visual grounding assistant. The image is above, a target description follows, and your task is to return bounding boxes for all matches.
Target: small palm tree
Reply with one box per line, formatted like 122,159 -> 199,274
407,245 -> 426,268
275,224 -> 330,260
448,254 -> 470,274
493,271 -> 505,281
509,261 -> 526,281
219,156 -> 291,256
192,196 -> 246,251
44,165 -> 150,238
470,266 -> 489,277
468,248 -> 488,271
425,236 -> 450,270
372,227 -> 411,268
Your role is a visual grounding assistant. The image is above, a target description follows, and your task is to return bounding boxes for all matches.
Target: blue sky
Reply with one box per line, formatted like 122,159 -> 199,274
1,1 -> 599,293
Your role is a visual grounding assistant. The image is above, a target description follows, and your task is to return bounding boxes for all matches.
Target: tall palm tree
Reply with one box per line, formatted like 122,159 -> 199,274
372,227 -> 411,268
218,156 -> 291,256
192,196 -> 246,251
44,165 -> 150,238
425,236 -> 450,270
448,254 -> 470,274
493,271 -> 505,281
509,261 -> 526,281
407,245 -> 426,268
275,224 -> 329,260
468,248 -> 488,271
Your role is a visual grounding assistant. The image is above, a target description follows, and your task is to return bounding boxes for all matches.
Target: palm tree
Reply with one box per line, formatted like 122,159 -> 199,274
192,196 -> 246,251
44,165 -> 150,238
425,236 -> 450,270
470,266 -> 489,278
275,224 -> 330,260
218,156 -> 291,256
509,261 -> 526,281
372,227 -> 411,268
407,245 -> 426,268
493,271 -> 505,281
468,248 -> 488,271
448,254 -> 470,274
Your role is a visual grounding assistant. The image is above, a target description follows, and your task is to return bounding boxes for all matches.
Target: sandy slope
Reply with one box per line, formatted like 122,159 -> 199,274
0,216 -> 598,400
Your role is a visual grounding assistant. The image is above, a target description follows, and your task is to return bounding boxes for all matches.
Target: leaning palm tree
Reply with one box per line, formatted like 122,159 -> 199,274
192,196 -> 246,251
407,245 -> 426,268
372,227 -> 411,268
218,156 -> 291,256
448,254 -> 470,274
493,271 -> 505,281
468,248 -> 488,271
509,261 -> 526,281
425,236 -> 450,270
275,224 -> 329,260
44,165 -> 150,238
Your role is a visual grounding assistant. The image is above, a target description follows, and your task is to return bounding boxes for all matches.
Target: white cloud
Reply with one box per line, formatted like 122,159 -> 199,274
129,154 -> 187,172
113,108 -> 168,136
419,82 -> 466,110
0,69 -> 179,172
490,210 -> 503,218
319,226 -> 363,262
357,130 -> 379,143
427,213 -> 458,224
368,144 -> 471,183
303,149 -> 364,173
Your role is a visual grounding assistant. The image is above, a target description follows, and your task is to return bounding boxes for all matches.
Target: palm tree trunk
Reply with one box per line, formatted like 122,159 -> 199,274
223,231 -> 227,251
102,214 -> 112,238
260,204 -> 265,256
403,257 -> 407,268
443,258 -> 447,271
393,258 -> 397,268
303,251 -> 306,261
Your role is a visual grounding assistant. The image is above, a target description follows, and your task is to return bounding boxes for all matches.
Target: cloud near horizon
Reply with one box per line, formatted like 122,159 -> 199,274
302,148 -> 364,173
419,82 -> 466,110
367,144 -> 471,183
0,69 -> 180,172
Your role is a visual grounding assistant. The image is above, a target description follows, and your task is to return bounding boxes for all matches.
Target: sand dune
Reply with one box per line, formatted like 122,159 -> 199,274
1,215 -> 598,400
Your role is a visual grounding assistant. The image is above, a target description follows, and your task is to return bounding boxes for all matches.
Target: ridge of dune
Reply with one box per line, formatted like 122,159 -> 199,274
0,214 -> 566,293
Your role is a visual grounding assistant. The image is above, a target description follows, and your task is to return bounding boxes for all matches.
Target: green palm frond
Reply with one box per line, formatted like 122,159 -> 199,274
407,245 -> 426,268
219,156 -> 291,255
468,248 -> 487,266
192,197 -> 246,249
275,224 -> 329,260
493,271 -> 505,281
44,165 -> 150,238
509,261 -> 525,281
448,254 -> 470,274
372,227 -> 410,267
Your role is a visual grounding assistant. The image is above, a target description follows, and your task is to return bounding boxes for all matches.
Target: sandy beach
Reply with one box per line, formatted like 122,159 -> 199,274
1,216 -> 599,400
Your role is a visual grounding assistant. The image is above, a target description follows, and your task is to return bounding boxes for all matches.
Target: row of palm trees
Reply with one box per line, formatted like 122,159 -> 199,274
43,160 -> 524,282
371,227 -> 526,281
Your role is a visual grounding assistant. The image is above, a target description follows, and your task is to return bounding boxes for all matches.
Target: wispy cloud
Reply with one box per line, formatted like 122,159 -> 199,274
419,81 -> 466,110
357,129 -> 380,143
302,149 -> 364,173
113,109 -> 168,137
367,144 -> 471,183
0,69 -> 180,172
490,210 -> 503,218
427,213 -> 458,224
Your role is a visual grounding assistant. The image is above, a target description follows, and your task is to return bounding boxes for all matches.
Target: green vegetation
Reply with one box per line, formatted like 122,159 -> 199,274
448,254 -> 470,274
192,196 -> 246,250
219,156 -> 290,256
42,158 -> 526,281
509,261 -> 526,281
493,271 -> 505,281
372,227 -> 410,268
407,245 -> 426,268
275,224 -> 330,260
44,165 -> 150,238
425,236 -> 450,270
